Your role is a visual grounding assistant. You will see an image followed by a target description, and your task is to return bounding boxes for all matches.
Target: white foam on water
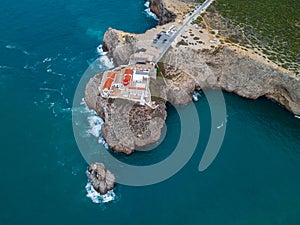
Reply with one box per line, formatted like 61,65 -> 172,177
295,115 -> 300,119
52,71 -> 64,76
0,65 -> 13,69
85,182 -> 116,204
3,42 -> 30,55
5,45 -> 16,49
80,98 -> 86,106
24,64 -> 34,70
99,55 -> 114,69
87,115 -> 103,138
40,87 -> 63,96
98,136 -> 109,149
193,91 -> 202,101
80,99 -> 109,149
144,1 -> 159,20
43,57 -> 52,63
61,107 -> 72,113
96,44 -> 106,56
88,113 -> 109,149
95,44 -> 114,70
217,122 -> 224,129
48,102 -> 55,109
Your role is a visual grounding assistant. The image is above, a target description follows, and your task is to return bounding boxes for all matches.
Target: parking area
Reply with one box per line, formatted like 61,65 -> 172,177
151,25 -> 177,49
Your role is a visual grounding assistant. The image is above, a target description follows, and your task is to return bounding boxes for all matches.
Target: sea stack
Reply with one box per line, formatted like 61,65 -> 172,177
88,163 -> 116,195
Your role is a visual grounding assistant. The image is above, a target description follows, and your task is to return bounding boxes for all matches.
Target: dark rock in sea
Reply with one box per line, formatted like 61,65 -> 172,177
88,163 -> 116,195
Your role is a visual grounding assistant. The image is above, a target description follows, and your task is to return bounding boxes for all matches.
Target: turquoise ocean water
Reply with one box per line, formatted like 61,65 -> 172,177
0,0 -> 300,224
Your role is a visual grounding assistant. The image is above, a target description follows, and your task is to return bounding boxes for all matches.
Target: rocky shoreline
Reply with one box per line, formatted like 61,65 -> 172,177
85,0 -> 300,154
85,71 -> 167,154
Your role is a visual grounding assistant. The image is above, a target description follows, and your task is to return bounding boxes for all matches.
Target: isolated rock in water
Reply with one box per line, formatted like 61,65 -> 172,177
88,163 -> 116,195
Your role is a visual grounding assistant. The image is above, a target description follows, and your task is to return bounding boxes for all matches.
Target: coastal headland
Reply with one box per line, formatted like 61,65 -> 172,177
85,0 -> 300,154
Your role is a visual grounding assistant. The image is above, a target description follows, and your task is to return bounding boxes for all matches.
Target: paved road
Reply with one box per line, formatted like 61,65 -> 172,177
154,0 -> 214,64
152,33 -> 170,49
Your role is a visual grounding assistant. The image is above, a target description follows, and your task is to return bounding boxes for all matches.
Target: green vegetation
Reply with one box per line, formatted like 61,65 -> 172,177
176,39 -> 189,47
192,16 -> 203,26
156,62 -> 165,77
211,0 -> 300,74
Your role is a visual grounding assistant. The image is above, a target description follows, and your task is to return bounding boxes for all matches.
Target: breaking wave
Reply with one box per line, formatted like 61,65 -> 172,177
96,44 -> 114,69
96,44 -> 106,55
193,91 -> 202,101
87,111 -> 109,149
144,1 -> 159,20
80,99 -> 109,149
85,182 -> 116,204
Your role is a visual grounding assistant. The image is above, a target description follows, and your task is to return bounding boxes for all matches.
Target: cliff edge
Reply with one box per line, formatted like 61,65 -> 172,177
85,0 -> 300,154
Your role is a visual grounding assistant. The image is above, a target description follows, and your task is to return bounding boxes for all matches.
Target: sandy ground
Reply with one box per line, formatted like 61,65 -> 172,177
163,0 -> 194,16
119,0 -> 295,78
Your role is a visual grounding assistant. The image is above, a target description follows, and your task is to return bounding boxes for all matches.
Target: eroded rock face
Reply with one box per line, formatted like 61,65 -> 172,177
102,28 -> 137,66
87,0 -> 300,155
150,0 -> 176,25
160,47 -> 219,104
202,47 -> 300,115
160,46 -> 300,115
88,163 -> 115,195
103,31 -> 300,114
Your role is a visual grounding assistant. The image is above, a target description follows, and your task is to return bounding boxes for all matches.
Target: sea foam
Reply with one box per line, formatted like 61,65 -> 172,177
96,44 -> 114,69
87,115 -> 103,138
99,56 -> 114,69
81,99 -> 109,149
193,91 -> 202,101
5,44 -> 16,49
85,182 -> 116,204
144,1 -> 159,20
96,44 -> 106,55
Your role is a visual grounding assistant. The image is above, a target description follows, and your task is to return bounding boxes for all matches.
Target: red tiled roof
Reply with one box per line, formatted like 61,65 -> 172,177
124,69 -> 133,75
107,72 -> 116,79
103,72 -> 116,90
103,78 -> 114,90
123,74 -> 132,86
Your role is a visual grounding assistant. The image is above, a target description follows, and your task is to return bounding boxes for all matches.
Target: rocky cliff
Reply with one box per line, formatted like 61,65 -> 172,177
101,28 -> 300,115
150,0 -> 176,25
85,73 -> 167,154
102,28 -> 137,66
86,0 -> 300,155
162,46 -> 300,114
